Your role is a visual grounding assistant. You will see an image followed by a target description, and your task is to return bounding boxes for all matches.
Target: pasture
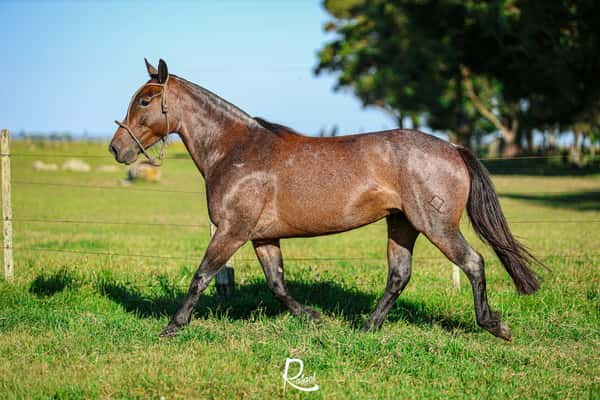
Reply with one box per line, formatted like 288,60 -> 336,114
1,140 -> 598,399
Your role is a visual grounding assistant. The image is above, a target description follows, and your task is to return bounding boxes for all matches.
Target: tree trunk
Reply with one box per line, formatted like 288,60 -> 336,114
548,125 -> 557,150
460,65 -> 521,157
502,128 -> 521,158
525,129 -> 534,154
453,72 -> 472,149
570,130 -> 584,166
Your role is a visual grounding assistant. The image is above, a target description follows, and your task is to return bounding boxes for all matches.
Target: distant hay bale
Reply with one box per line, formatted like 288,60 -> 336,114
96,165 -> 120,173
33,160 -> 59,171
127,161 -> 161,182
62,159 -> 91,172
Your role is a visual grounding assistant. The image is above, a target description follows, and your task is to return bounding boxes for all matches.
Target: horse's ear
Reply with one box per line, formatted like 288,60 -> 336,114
145,58 -> 158,77
158,59 -> 168,83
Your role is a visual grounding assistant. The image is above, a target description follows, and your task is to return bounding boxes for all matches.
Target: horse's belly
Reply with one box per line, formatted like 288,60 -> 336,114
256,181 -> 401,238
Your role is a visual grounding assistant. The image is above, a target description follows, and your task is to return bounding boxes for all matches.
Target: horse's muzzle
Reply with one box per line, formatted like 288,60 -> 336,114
108,141 -> 137,165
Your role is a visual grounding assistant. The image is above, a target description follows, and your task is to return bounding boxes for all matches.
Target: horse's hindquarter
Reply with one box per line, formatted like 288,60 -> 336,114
392,131 -> 470,233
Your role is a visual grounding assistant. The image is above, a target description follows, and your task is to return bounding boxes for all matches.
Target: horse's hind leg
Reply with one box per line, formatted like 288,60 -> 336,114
253,239 -> 322,320
427,229 -> 512,341
363,214 -> 419,331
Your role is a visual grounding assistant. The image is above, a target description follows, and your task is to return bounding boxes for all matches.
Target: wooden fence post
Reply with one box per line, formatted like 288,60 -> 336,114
1,129 -> 14,282
452,264 -> 460,289
210,223 -> 235,297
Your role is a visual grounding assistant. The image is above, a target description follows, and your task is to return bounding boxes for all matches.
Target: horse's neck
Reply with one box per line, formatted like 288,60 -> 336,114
172,77 -> 259,177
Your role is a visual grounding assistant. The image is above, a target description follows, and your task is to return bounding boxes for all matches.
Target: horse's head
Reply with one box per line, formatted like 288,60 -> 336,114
109,59 -> 171,165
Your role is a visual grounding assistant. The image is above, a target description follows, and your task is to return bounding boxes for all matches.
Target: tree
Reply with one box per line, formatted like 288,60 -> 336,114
316,0 -> 600,156
463,1 -> 600,156
315,0 -> 497,149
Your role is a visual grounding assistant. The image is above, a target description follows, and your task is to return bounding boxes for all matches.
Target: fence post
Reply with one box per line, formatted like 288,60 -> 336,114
452,264 -> 460,289
210,223 -> 235,297
1,129 -> 14,282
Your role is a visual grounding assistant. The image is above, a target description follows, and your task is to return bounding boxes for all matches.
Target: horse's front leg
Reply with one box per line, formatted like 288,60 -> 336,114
160,225 -> 245,337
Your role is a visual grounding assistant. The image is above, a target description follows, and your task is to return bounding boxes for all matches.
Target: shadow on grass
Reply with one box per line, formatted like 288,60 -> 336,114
27,270 -> 475,333
29,269 -> 79,297
97,278 -> 475,333
500,190 -> 600,211
482,159 -> 600,176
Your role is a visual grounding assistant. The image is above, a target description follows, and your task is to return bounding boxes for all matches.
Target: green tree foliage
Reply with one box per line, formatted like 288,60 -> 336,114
315,0 -> 600,156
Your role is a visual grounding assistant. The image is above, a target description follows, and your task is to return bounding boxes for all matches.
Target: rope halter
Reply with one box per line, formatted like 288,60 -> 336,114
114,75 -> 170,166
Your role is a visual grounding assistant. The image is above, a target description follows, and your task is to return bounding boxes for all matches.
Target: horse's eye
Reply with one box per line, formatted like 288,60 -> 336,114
139,98 -> 151,107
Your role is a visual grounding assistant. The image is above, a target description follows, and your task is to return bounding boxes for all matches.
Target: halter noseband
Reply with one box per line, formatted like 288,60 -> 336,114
114,75 -> 170,166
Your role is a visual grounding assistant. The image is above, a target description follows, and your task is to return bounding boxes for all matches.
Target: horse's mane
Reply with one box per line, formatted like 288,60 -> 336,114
254,117 -> 303,136
173,75 -> 304,137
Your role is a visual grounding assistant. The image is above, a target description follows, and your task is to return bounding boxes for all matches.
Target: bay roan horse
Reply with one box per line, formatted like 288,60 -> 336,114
110,59 -> 543,341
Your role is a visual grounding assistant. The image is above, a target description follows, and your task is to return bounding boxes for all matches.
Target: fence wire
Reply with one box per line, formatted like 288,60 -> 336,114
10,217 -> 600,229
14,180 -> 203,194
5,150 -> 600,272
15,246 -> 599,264
13,180 -> 599,201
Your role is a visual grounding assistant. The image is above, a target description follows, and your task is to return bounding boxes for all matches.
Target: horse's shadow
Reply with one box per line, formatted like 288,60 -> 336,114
29,270 -> 475,333
500,190 -> 600,211
96,278 -> 475,333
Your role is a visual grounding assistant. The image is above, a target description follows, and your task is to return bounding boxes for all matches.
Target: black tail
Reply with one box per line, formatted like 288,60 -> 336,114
456,146 -> 543,295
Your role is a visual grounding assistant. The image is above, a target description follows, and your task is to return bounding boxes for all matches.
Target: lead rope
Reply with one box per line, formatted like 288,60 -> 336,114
114,75 -> 170,166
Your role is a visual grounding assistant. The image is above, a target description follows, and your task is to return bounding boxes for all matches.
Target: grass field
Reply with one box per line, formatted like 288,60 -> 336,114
1,140 -> 599,399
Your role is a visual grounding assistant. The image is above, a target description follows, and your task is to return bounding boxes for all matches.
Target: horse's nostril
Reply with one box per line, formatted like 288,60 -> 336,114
109,143 -> 118,158
123,149 -> 135,163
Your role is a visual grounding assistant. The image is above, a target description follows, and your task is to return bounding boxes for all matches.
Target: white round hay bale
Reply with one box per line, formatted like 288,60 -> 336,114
62,159 -> 91,172
33,160 -> 59,171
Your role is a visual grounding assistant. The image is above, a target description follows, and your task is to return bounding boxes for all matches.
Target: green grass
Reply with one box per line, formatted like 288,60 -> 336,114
1,140 -> 599,399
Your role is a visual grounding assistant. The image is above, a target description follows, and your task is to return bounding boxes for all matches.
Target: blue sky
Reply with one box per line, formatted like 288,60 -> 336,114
0,0 -> 395,137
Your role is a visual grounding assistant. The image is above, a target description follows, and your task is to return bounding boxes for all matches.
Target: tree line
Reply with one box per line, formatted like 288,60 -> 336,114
315,0 -> 600,161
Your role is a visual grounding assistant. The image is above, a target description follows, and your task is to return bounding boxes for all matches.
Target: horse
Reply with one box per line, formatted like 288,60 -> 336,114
109,59 -> 543,341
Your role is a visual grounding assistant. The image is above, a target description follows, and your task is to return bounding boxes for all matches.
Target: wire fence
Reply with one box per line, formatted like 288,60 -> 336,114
14,246 -> 600,264
10,216 -> 600,229
3,152 -> 191,160
12,179 -> 600,201
5,150 -> 600,277
14,246 -> 600,290
14,180 -> 204,194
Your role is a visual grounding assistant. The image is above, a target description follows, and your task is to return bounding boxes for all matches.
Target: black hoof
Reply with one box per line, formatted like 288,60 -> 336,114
489,320 -> 512,341
483,312 -> 512,341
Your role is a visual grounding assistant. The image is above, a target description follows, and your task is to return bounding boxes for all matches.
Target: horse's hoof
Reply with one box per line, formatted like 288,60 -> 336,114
159,324 -> 181,338
496,321 -> 512,341
488,321 -> 512,341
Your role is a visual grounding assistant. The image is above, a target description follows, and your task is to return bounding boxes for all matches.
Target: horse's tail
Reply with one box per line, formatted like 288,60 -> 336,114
456,146 -> 543,295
